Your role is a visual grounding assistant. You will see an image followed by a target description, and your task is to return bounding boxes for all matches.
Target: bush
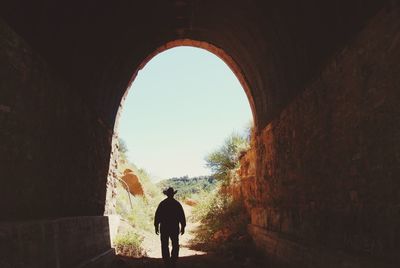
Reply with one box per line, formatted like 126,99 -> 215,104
190,127 -> 252,255
190,188 -> 250,253
114,231 -> 146,257
115,182 -> 162,232
114,163 -> 163,232
205,132 -> 249,182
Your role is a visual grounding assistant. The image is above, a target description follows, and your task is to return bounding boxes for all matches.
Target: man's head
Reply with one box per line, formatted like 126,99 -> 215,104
163,187 -> 177,198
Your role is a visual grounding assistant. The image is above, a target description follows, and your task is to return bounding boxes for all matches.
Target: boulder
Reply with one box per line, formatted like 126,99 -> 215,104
121,169 -> 144,196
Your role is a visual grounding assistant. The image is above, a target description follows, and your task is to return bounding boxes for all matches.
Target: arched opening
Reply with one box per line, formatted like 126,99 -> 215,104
116,39 -> 257,133
0,2 -> 397,267
105,40 -> 257,263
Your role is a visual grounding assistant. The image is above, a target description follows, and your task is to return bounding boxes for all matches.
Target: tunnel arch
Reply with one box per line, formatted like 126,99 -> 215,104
114,39 -> 258,135
107,39 -> 258,213
1,1 -> 398,267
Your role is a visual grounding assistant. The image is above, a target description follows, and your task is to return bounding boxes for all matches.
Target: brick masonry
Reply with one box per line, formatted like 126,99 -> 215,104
0,18 -> 111,219
0,216 -> 113,268
238,6 -> 400,267
0,2 -> 399,267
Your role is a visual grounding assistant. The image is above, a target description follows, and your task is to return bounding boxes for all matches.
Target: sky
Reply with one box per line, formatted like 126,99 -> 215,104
118,47 -> 253,181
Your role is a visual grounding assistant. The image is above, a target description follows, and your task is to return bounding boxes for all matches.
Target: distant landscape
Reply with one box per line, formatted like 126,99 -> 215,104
157,175 -> 218,201
109,129 -> 252,259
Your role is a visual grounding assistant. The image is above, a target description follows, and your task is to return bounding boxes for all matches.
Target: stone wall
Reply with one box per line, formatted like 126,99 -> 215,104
240,6 -> 400,267
0,18 -> 111,220
0,217 -> 114,268
0,1 -> 398,267
0,1 -> 390,222
0,18 -> 114,267
104,132 -> 119,216
0,1 -> 388,131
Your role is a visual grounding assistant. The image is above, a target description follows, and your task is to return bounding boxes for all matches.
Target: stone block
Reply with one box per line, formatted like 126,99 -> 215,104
0,217 -> 114,268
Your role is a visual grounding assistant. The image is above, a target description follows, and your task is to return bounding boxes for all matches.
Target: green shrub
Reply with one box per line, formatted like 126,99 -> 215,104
114,162 -> 163,232
114,231 -> 146,257
191,127 -> 252,254
205,132 -> 249,182
190,188 -> 250,252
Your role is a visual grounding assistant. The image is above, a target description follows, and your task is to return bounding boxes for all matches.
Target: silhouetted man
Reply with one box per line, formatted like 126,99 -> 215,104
154,187 -> 186,268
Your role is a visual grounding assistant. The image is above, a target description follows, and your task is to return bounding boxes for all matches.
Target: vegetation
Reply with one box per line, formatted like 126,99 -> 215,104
112,138 -> 163,256
115,173 -> 162,232
116,140 -> 163,229
113,127 -> 254,259
157,175 -> 218,200
190,129 -> 253,259
113,231 -> 146,257
190,191 -> 250,253
118,137 -> 129,154
205,132 -> 249,182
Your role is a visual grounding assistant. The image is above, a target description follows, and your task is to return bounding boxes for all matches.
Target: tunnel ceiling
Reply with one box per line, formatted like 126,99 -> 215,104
0,0 -> 387,129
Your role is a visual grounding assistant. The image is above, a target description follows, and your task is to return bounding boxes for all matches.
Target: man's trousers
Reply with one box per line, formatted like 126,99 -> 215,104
160,226 -> 180,265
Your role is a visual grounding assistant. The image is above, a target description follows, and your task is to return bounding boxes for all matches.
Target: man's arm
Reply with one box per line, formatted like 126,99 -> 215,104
154,204 -> 161,235
179,203 -> 186,235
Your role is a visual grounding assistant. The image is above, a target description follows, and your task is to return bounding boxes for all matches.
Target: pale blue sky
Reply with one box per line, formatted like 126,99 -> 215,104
118,47 -> 253,181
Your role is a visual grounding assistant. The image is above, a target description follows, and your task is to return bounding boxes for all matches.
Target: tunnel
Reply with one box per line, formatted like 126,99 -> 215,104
0,1 -> 399,267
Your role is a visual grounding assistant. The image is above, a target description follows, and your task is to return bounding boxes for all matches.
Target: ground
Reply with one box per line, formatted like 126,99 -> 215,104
115,253 -> 267,268
114,205 -> 268,268
138,205 -> 206,258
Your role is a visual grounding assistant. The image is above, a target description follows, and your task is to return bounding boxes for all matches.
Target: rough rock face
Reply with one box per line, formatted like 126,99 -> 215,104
121,169 -> 144,197
104,133 -> 119,215
184,198 -> 198,207
236,148 -> 257,211
238,6 -> 400,267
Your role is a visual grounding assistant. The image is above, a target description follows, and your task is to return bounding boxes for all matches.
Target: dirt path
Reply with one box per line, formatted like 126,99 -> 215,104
114,204 -> 269,268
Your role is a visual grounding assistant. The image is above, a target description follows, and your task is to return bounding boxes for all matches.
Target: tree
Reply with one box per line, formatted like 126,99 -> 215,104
205,133 -> 249,182
118,138 -> 129,154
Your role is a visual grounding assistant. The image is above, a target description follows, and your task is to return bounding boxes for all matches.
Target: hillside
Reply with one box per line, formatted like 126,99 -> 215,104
157,175 -> 218,200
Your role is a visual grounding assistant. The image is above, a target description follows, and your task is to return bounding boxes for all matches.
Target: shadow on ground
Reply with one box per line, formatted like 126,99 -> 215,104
113,253 -> 270,268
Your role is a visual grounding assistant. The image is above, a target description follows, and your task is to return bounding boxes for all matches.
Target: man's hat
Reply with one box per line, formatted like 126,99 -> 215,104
163,187 -> 177,196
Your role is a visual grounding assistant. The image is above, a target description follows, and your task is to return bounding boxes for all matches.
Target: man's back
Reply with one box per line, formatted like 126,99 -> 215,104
154,197 -> 186,229
154,187 -> 186,267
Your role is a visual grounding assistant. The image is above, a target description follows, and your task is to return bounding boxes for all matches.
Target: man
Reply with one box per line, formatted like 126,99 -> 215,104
154,187 -> 186,268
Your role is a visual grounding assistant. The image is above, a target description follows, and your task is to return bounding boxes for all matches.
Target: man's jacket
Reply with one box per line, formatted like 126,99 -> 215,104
154,197 -> 186,230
